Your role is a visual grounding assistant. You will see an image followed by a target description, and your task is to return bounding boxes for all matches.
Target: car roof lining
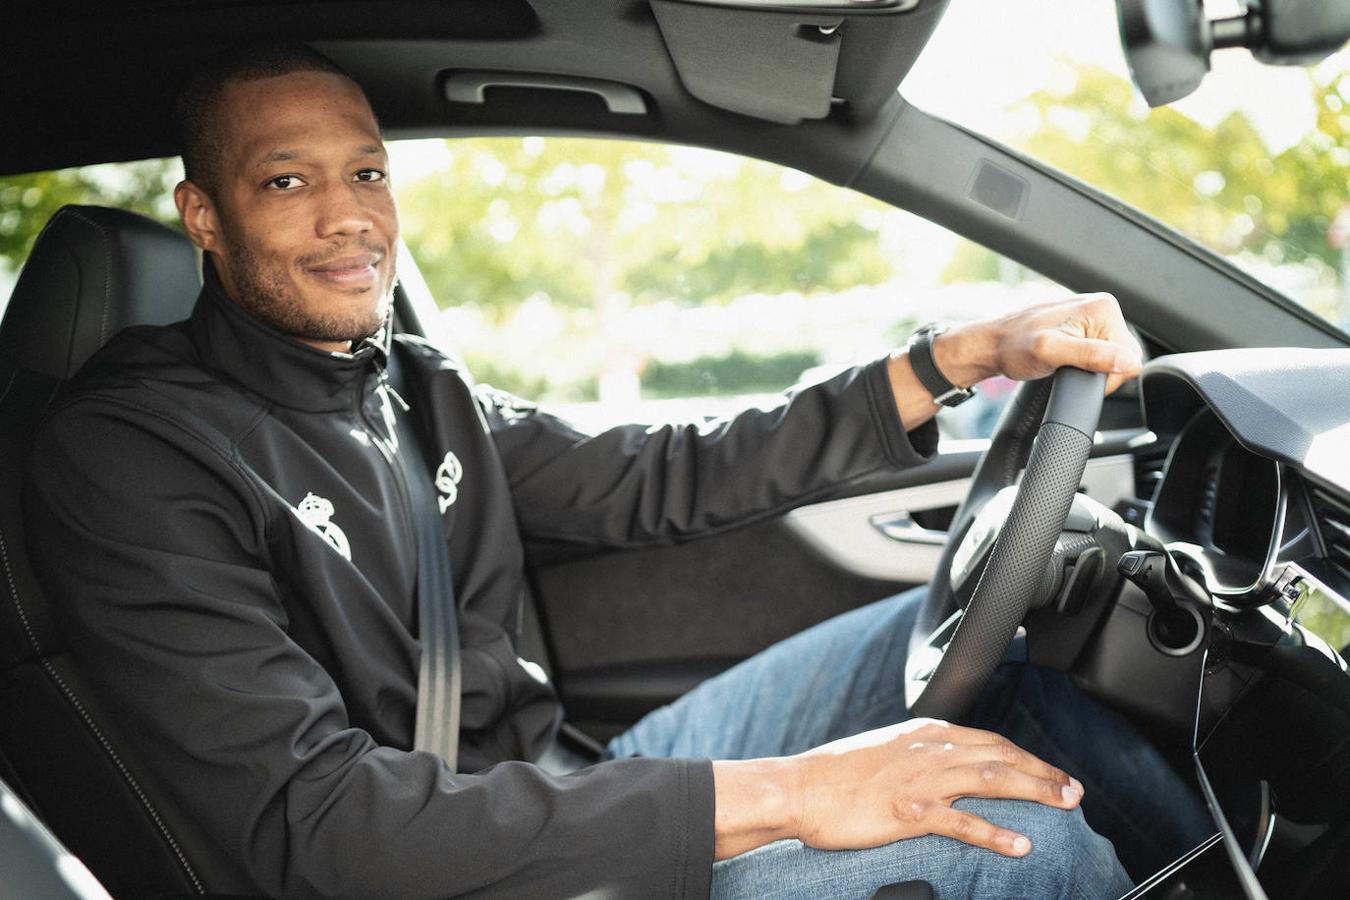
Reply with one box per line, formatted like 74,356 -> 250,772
2,0 -> 950,176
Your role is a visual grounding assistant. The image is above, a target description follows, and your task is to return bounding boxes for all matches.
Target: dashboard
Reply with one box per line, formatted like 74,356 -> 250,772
1135,349 -> 1350,900
1142,349 -> 1350,616
1148,410 -> 1283,597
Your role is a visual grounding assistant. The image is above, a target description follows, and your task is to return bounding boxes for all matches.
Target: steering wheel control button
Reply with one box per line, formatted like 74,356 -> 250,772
1052,546 -> 1105,615
1118,550 -> 1146,576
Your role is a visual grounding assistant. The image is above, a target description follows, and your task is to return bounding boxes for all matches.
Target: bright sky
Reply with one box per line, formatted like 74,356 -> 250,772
903,0 -> 1348,155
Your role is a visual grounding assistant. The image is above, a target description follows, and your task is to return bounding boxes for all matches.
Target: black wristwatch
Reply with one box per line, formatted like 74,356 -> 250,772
907,323 -> 976,408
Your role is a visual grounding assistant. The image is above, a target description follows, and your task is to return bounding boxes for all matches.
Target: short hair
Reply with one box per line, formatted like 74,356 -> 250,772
175,42 -> 371,196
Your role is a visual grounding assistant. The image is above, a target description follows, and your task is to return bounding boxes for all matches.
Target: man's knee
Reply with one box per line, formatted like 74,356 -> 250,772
949,798 -> 1132,899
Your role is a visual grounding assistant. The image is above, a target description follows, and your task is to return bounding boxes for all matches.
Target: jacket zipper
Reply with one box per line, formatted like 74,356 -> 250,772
355,366 -> 418,560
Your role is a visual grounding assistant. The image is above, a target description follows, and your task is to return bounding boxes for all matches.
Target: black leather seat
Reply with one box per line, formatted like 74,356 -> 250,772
0,205 -> 254,897
0,205 -> 201,382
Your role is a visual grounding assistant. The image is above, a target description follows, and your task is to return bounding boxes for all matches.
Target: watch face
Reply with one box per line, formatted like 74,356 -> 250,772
912,323 -> 948,342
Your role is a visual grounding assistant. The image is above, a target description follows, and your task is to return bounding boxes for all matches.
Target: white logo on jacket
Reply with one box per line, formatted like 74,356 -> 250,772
293,492 -> 352,561
435,451 -> 463,514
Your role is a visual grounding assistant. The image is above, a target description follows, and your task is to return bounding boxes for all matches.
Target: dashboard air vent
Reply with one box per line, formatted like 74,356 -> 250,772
1134,442 -> 1169,502
1310,485 -> 1350,587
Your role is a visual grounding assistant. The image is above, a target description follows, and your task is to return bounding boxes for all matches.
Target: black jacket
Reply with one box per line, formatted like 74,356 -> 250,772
24,269 -> 936,899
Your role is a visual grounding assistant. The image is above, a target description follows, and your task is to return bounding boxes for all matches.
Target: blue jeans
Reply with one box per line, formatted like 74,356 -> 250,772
606,588 -> 1214,900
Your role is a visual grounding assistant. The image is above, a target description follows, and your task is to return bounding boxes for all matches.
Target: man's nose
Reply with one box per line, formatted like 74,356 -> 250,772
315,181 -> 374,238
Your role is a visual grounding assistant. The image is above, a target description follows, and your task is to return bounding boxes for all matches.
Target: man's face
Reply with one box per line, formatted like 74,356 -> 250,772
189,71 -> 398,352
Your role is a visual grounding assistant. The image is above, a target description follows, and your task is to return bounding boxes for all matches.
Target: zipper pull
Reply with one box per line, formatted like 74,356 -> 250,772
378,372 -> 412,412
384,381 -> 411,412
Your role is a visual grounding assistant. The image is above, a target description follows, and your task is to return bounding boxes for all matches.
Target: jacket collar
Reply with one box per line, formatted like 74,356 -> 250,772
187,260 -> 391,413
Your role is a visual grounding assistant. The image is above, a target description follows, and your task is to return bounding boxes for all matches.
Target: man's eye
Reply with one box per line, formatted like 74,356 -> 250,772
355,169 -> 387,183
266,175 -> 304,191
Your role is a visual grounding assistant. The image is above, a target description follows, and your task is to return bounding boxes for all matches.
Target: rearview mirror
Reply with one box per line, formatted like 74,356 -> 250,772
1116,0 -> 1350,107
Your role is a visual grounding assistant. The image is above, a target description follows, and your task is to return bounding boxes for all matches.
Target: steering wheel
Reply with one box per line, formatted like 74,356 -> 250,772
905,367 -> 1106,720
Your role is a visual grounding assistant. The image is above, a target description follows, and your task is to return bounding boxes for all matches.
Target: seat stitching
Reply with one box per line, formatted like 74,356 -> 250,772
63,208 -> 115,349
0,527 -> 205,894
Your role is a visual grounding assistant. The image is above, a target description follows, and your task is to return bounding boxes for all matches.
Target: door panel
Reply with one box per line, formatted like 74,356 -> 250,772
785,452 -> 1135,583
531,435 -> 1145,738
532,514 -> 915,739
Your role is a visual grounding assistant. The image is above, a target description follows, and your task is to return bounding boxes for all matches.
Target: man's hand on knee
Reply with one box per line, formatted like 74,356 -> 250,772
711,718 -> 1084,860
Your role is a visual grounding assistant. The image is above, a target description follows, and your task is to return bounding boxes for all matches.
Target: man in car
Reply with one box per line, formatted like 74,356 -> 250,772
25,43 -> 1208,899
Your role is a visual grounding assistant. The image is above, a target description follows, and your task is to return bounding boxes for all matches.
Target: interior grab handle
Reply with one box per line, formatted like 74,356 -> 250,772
445,71 -> 648,115
870,513 -> 948,546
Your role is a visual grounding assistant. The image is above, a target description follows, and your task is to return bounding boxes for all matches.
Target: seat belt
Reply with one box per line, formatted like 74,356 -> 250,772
385,357 -> 462,772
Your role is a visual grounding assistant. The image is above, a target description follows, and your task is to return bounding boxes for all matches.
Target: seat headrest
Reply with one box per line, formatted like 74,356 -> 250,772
0,205 -> 200,382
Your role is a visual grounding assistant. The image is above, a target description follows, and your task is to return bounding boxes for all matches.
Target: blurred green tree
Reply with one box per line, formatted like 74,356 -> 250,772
0,160 -> 181,268
395,137 -> 896,316
942,63 -> 1349,283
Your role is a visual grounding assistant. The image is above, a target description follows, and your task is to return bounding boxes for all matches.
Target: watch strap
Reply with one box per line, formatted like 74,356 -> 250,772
909,326 -> 975,407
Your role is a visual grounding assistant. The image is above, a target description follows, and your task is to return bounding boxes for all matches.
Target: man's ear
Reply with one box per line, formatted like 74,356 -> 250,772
174,180 -> 223,253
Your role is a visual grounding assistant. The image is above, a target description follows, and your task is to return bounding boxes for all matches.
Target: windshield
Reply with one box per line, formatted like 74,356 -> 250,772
902,0 -> 1350,333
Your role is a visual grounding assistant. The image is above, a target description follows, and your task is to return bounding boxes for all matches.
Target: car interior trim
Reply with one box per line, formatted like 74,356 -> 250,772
852,102 -> 1349,353
1192,662 -> 1271,900
1117,831 -> 1225,900
784,454 -> 1136,583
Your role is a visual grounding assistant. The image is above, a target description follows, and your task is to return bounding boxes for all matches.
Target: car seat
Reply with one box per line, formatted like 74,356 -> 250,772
0,205 -> 256,897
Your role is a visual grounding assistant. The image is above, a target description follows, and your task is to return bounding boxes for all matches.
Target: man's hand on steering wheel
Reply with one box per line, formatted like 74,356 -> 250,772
887,293 -> 1145,431
897,292 -> 1145,721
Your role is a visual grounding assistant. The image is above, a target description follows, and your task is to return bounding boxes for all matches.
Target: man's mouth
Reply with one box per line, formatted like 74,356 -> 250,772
306,253 -> 382,288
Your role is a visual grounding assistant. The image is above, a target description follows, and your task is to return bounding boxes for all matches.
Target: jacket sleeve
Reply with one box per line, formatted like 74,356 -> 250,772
483,356 -> 938,548
24,397 -> 714,900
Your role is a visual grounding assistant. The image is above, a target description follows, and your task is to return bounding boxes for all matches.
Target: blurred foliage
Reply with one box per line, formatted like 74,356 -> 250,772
0,160 -> 181,266
641,348 -> 821,398
627,221 -> 890,302
883,314 -> 922,347
1294,585 -> 1350,658
461,352 -> 597,403
1017,64 -> 1346,271
395,137 -> 897,315
946,64 -> 1348,282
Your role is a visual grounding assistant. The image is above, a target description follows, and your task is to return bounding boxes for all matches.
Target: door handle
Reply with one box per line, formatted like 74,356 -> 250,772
445,71 -> 648,115
870,513 -> 948,546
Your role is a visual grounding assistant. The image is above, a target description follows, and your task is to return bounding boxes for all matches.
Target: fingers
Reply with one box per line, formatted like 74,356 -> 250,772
903,723 -> 1084,809
925,735 -> 1074,788
791,720 -> 1088,855
905,723 -> 1066,778
991,292 -> 1145,385
928,806 -> 1033,857
1033,330 -> 1139,376
946,758 -> 1085,810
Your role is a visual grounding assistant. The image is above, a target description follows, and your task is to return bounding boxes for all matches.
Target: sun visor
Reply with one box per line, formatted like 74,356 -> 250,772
650,0 -> 950,125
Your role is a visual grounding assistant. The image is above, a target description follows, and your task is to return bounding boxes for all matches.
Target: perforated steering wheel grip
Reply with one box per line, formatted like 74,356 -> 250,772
907,367 -> 1105,720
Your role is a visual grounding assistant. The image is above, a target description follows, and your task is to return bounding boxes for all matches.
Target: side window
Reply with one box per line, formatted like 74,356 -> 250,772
0,144 -> 1090,446
0,159 -> 184,317
391,137 -> 1070,442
